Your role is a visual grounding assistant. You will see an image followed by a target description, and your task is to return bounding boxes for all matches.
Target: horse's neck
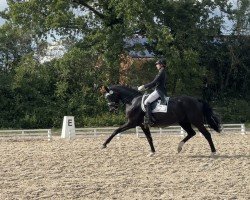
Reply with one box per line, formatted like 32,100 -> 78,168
119,89 -> 140,104
110,85 -> 141,104
120,93 -> 135,104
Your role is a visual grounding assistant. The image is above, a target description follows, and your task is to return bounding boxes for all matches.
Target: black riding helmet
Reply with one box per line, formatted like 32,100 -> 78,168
155,59 -> 166,66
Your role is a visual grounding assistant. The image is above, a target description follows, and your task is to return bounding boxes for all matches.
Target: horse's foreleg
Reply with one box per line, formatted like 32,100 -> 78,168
102,122 -> 134,149
140,125 -> 155,153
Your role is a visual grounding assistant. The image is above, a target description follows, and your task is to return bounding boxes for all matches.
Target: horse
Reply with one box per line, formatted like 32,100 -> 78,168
102,85 -> 221,156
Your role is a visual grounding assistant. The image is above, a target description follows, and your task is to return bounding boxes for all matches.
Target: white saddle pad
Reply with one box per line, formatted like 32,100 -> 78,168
141,95 -> 169,113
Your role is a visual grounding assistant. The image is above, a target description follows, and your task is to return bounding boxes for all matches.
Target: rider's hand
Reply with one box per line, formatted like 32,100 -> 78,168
138,85 -> 145,91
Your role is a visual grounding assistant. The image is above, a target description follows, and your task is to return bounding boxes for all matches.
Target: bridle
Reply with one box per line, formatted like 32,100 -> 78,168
105,89 -> 142,112
105,91 -> 120,112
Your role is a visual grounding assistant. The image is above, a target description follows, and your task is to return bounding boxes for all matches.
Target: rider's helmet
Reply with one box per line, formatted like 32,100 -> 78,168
155,59 -> 166,66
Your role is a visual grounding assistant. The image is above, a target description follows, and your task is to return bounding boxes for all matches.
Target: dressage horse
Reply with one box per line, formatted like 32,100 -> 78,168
102,85 -> 221,155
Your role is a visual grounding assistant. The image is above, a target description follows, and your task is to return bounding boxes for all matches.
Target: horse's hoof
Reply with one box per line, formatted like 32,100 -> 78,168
177,142 -> 184,153
101,145 -> 107,149
147,152 -> 155,157
210,152 -> 217,157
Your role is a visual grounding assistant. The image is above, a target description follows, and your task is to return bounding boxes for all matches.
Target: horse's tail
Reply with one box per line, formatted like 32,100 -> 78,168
200,100 -> 221,133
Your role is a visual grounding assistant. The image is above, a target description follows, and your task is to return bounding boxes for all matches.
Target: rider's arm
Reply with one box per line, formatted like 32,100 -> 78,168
144,68 -> 164,89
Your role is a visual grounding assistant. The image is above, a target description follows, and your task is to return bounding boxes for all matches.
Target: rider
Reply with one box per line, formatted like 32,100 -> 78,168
138,59 -> 167,126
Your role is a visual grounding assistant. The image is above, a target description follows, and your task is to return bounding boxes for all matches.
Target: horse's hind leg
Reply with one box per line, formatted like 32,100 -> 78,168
140,125 -> 155,154
178,122 -> 196,153
194,123 -> 216,154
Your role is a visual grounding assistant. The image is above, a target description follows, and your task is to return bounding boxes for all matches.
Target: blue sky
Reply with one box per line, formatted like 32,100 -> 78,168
0,0 -> 7,25
0,0 -> 7,10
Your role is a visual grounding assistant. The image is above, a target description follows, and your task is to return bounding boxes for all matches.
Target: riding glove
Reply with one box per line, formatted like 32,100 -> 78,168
138,85 -> 145,91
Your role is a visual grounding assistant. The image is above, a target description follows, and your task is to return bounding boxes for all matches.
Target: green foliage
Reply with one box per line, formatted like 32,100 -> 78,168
126,59 -> 157,87
0,0 -> 249,128
0,70 -> 15,127
215,98 -> 250,123
82,111 -> 126,127
0,23 -> 33,70
11,55 -> 57,128
167,48 -> 206,96
200,35 -> 250,100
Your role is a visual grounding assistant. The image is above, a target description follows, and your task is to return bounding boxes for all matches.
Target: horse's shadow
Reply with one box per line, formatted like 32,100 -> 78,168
188,154 -> 250,159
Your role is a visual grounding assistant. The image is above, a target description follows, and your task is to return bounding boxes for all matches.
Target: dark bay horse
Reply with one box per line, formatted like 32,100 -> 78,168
102,85 -> 221,155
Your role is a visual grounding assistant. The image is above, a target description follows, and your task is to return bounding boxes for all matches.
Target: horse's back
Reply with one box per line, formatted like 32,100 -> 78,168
131,94 -> 204,125
171,95 -> 204,122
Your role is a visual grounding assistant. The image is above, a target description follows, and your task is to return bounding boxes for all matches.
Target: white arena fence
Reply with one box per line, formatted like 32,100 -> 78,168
221,124 -> 246,134
0,129 -> 52,141
75,127 -> 134,138
136,124 -> 246,137
75,124 -> 246,138
0,124 -> 246,140
136,126 -> 186,138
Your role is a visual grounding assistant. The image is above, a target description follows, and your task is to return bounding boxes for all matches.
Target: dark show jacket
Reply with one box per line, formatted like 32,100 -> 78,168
144,67 -> 167,96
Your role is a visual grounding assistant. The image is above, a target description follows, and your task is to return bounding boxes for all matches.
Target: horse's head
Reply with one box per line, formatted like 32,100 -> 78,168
103,85 -> 142,113
104,86 -> 120,113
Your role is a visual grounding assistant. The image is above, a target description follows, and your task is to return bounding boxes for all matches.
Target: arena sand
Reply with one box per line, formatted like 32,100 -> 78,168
0,134 -> 249,200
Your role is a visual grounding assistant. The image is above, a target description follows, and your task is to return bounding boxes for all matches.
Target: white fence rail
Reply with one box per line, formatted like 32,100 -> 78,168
76,123 -> 246,138
136,126 -> 185,138
0,124 -> 246,140
136,124 -> 246,137
221,124 -> 246,134
75,127 -> 135,138
0,129 -> 52,141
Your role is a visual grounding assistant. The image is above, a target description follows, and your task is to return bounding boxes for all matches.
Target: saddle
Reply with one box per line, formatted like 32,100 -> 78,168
141,94 -> 170,113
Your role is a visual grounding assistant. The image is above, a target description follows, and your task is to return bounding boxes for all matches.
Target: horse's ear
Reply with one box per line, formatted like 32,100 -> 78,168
100,86 -> 110,94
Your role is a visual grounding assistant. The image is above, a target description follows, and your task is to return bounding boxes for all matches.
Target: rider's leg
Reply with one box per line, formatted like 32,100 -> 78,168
144,103 -> 153,125
144,90 -> 160,126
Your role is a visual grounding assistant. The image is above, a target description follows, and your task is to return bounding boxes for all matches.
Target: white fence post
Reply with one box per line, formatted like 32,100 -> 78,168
117,132 -> 121,139
48,129 -> 52,141
136,126 -> 140,137
180,127 -> 184,137
241,124 -> 246,135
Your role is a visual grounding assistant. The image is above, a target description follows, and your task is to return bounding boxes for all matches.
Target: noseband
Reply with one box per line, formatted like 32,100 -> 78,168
105,91 -> 120,110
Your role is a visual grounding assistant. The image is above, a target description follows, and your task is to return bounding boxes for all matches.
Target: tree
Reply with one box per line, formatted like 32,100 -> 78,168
1,0 -> 249,127
3,0 -> 233,85
199,0 -> 250,100
0,23 -> 33,71
0,23 -> 34,127
10,54 -> 57,128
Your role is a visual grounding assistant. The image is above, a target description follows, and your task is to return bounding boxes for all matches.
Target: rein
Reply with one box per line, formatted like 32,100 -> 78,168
106,85 -> 143,108
118,90 -> 142,105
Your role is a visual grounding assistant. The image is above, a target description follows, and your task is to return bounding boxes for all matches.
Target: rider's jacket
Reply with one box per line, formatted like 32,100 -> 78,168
144,67 -> 167,96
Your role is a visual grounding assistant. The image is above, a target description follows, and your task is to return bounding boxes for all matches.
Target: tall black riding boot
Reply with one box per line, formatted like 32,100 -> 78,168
144,103 -> 154,127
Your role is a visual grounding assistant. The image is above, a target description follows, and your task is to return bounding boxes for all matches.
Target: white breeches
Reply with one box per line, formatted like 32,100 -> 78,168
144,90 -> 160,105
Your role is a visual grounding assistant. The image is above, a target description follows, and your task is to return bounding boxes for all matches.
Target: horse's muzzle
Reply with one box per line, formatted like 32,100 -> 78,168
108,102 -> 119,113
109,107 -> 118,113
